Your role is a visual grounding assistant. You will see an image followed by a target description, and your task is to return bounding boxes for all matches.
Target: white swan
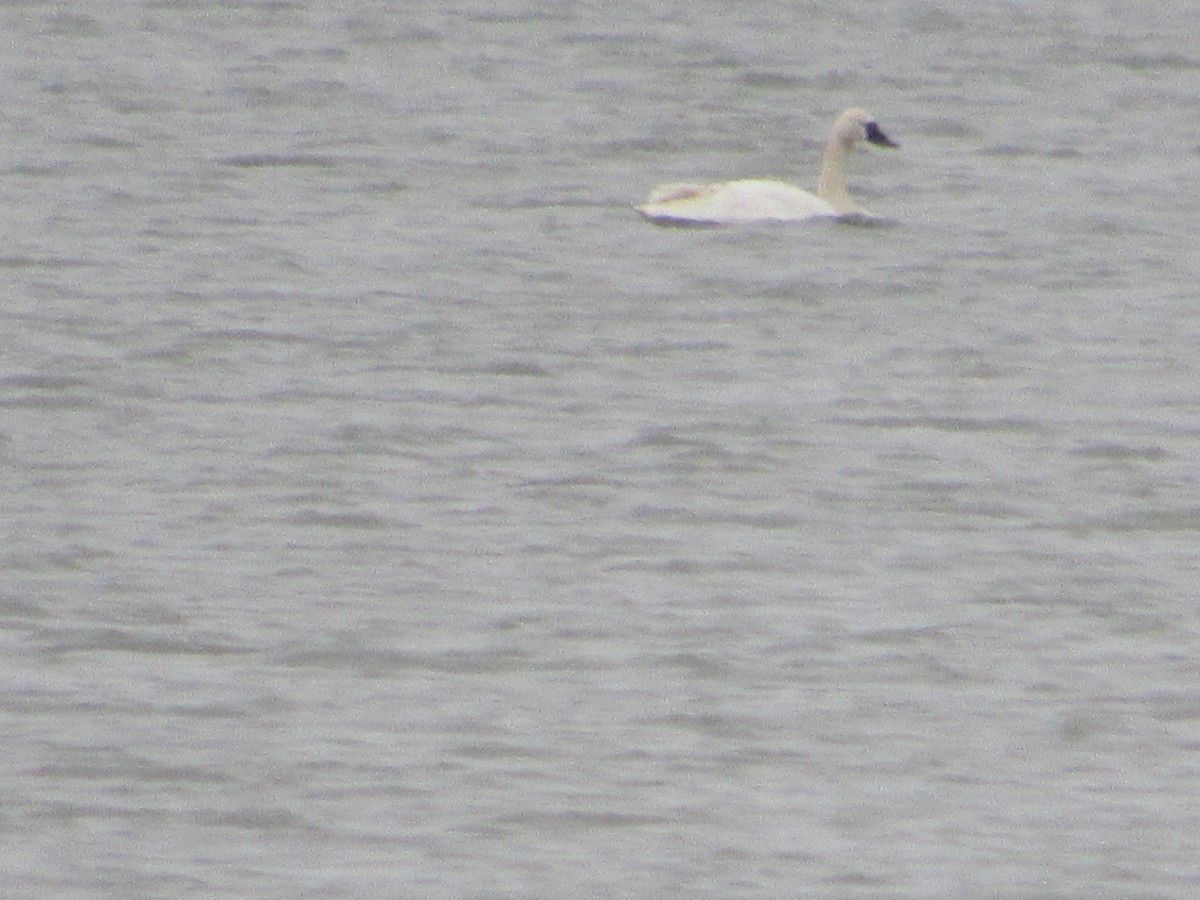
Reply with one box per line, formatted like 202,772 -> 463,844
635,107 -> 898,226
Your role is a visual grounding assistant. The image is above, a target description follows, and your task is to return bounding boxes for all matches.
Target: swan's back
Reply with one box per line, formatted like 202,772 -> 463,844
636,179 -> 836,226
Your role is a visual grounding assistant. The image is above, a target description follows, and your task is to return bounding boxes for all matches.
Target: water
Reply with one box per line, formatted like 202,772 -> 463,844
3,1 -> 1200,897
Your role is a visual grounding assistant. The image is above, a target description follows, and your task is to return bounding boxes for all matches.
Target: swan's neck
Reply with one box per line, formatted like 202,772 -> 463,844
816,137 -> 865,215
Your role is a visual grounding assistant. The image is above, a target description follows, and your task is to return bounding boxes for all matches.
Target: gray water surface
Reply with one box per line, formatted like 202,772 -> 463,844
3,2 -> 1200,897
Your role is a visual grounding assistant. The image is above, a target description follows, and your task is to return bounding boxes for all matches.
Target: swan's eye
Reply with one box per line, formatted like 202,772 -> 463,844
864,121 -> 898,148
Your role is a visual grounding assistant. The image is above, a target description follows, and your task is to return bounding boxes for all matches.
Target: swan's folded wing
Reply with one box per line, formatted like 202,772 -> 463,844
637,179 -> 837,225
641,182 -> 714,204
636,183 -> 731,225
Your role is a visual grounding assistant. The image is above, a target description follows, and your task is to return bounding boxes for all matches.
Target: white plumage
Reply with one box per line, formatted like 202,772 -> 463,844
636,107 -> 898,226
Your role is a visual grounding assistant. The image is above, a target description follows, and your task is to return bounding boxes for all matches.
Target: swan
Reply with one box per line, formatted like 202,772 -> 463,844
635,107 -> 898,226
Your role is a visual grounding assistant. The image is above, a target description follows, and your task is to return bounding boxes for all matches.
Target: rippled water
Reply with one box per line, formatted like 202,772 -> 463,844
4,2 -> 1200,897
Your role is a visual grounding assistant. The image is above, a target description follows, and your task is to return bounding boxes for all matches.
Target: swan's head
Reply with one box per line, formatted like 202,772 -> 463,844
834,108 -> 898,149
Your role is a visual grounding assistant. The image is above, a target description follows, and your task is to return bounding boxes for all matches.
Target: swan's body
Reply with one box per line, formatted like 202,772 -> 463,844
635,107 -> 897,226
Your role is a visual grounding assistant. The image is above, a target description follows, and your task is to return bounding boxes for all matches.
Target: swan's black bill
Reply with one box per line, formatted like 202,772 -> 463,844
865,122 -> 898,148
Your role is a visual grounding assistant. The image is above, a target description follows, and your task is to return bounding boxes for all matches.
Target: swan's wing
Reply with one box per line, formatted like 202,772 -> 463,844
642,182 -> 713,204
636,183 -> 729,225
636,179 -> 836,225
